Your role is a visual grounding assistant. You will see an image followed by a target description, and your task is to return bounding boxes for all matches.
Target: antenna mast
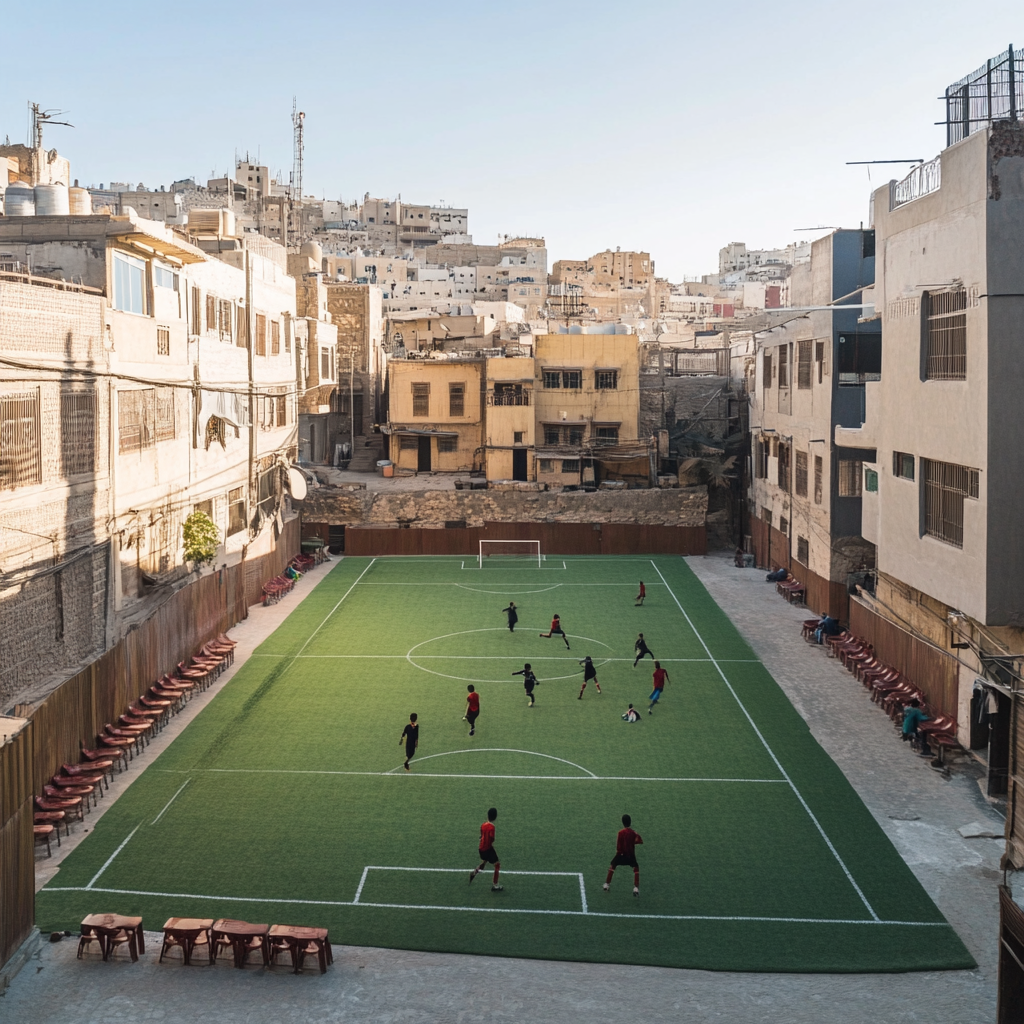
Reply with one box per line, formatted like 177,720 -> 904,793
291,98 -> 305,246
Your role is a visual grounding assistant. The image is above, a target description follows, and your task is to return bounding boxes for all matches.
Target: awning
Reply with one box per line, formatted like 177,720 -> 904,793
111,232 -> 206,265
385,427 -> 459,437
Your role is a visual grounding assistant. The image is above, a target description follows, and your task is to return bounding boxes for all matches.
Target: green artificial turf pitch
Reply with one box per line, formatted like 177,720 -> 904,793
38,555 -> 975,972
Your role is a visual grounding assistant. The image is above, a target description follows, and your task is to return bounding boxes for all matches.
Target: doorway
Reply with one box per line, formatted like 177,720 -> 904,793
512,447 -> 528,481
353,393 -> 364,436
417,436 -> 432,472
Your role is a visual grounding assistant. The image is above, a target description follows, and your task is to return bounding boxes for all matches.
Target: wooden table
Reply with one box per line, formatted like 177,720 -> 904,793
160,918 -> 213,965
81,913 -> 144,961
211,919 -> 269,968
268,925 -> 333,973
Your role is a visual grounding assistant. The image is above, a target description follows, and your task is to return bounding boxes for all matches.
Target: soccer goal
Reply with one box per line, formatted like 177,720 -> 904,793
479,540 -> 542,568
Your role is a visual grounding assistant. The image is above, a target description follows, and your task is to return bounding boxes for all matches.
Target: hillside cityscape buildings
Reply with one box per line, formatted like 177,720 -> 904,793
2,40 -> 1024,1018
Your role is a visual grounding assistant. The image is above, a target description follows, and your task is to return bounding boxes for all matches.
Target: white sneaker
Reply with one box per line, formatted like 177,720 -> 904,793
491,884 -> 503,892
602,883 -> 610,892
633,886 -> 639,897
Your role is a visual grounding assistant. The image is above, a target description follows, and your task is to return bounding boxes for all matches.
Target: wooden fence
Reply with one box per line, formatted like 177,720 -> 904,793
330,521 -> 706,557
848,597 -> 959,718
0,725 -> 34,972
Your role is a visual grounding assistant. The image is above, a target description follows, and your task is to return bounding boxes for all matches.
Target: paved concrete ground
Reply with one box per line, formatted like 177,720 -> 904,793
1,553 -> 1002,1023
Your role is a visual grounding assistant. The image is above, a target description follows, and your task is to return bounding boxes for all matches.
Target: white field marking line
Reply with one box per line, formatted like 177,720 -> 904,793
358,582 -> 649,587
38,886 -> 951,928
151,779 -> 191,824
578,874 -> 589,913
85,823 -> 142,889
252,655 -> 758,663
352,866 -> 370,904
287,557 -> 377,665
453,584 -> 563,595
650,559 -> 880,922
382,748 -> 597,777
151,767 -> 787,784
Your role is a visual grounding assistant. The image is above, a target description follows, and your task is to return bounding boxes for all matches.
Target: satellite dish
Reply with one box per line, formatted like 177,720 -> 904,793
287,467 -> 308,501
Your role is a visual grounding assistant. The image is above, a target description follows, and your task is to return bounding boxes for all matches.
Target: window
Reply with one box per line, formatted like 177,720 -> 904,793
595,426 -> 619,445
893,451 -> 915,480
779,516 -> 789,535
276,388 -> 288,427
118,389 -> 154,453
815,341 -> 825,383
113,251 -> 146,315
542,369 -> 582,389
219,300 -> 233,344
777,345 -> 789,388
321,348 -> 332,381
155,388 -> 175,442
206,294 -> 217,334
922,458 -> 979,548
838,460 -> 862,497
795,450 -> 808,496
924,289 -> 966,380
837,333 -> 882,385
543,426 -> 560,446
595,369 -> 618,390
194,499 -> 213,518
257,468 -> 277,516
60,391 -> 96,476
755,437 -> 769,479
437,436 -> 457,453
205,415 -> 225,449
227,487 -> 246,536
412,382 -> 430,416
761,507 -> 772,528
191,287 -> 202,334
271,320 -> 281,355
561,459 -> 580,473
797,341 -> 812,389
762,349 -> 772,388
255,314 -> 267,356
539,459 -> 554,472
0,390 -> 42,489
449,382 -> 465,417
284,320 -> 291,353
797,536 -> 809,564
777,442 -> 790,492
814,455 -> 823,504
157,326 -> 170,356
865,467 -> 878,492
399,434 -> 419,450
513,431 -> 524,444
236,304 -> 247,348
154,263 -> 178,291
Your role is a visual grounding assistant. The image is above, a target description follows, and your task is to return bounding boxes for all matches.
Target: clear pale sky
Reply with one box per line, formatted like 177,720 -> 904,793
1,2 -> 1021,280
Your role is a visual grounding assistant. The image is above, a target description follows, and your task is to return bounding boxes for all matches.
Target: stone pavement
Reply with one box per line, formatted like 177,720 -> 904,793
1,553 -> 1002,1023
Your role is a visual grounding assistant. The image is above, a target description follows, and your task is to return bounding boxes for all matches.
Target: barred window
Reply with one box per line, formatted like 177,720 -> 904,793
561,459 -> 580,473
922,458 -> 979,548
893,451 -> 915,480
206,294 -> 217,334
778,345 -> 789,388
815,341 -> 825,383
155,388 -> 175,442
814,455 -> 823,504
227,486 -> 246,536
437,436 -> 457,453
399,434 -> 419,450
255,314 -> 267,356
544,425 -> 560,445
412,382 -> 430,416
797,536 -> 809,564
924,289 -> 967,380
257,468 -> 277,516
763,349 -> 772,389
61,391 -> 96,477
276,387 -> 288,427
539,459 -> 554,473
449,382 -> 465,417
236,304 -> 247,348
219,300 -> 233,344
0,390 -> 42,489
542,369 -> 582,389
779,516 -> 789,535
838,460 -> 862,497
118,389 -> 155,453
777,442 -> 790,492
594,426 -> 619,445
191,287 -> 202,335
595,369 -> 618,390
797,341 -> 812,389
795,450 -> 808,496
271,320 -> 281,355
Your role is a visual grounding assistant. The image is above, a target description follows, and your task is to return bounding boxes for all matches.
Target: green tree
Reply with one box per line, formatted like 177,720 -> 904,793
182,510 -> 220,569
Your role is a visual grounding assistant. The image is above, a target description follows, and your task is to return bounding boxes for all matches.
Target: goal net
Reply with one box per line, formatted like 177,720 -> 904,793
479,540 -> 542,568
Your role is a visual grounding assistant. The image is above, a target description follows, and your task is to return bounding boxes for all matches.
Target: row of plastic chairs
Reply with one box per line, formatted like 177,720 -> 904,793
262,554 -> 317,606
775,573 -> 806,605
34,634 -> 238,858
802,620 -> 960,763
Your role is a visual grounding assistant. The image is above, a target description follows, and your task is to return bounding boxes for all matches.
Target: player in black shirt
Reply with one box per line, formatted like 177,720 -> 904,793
399,713 -> 419,771
512,663 -> 538,706
633,633 -> 654,668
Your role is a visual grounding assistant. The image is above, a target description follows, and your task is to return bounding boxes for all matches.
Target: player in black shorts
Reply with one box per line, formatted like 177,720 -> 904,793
512,663 -> 538,706
603,813 -> 643,897
577,655 -> 602,698
633,633 -> 654,667
399,713 -> 418,771
540,613 -> 571,650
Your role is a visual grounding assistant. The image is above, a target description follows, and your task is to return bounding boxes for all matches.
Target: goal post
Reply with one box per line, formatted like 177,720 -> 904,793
479,540 -> 542,568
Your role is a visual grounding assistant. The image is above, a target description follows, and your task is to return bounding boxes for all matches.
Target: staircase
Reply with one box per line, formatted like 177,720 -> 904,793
347,435 -> 382,473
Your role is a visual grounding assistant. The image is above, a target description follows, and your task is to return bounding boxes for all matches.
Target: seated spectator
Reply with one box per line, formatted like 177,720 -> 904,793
734,547 -> 746,568
766,567 -> 788,583
902,699 -> 932,755
621,703 -> 641,723
815,615 -> 841,644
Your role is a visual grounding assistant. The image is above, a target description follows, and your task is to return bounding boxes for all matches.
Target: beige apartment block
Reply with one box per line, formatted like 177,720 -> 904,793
484,356 -> 535,482
325,282 -> 383,439
386,358 -> 483,473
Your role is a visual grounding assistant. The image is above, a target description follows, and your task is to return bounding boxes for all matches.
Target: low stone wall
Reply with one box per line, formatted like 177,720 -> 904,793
300,484 -> 707,529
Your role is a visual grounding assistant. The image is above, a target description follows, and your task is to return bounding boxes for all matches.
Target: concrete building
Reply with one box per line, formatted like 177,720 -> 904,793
748,229 -> 878,615
325,282 -> 384,445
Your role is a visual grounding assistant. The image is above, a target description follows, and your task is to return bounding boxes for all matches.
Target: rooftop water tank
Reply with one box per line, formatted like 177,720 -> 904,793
69,186 -> 92,215
5,182 -> 35,216
299,240 -> 323,265
35,183 -> 70,216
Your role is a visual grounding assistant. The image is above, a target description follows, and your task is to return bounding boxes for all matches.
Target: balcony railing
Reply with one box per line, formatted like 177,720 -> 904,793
487,390 -> 531,407
890,156 -> 941,210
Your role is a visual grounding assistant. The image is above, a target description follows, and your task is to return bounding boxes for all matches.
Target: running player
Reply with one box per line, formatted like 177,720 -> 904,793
540,613 -> 571,650
469,807 -> 503,891
399,713 -> 419,771
501,601 -> 518,633
512,663 -> 538,706
633,632 -> 654,667
603,813 -> 643,897
635,581 -> 646,606
648,660 -> 669,712
577,655 -> 602,698
464,685 -> 480,736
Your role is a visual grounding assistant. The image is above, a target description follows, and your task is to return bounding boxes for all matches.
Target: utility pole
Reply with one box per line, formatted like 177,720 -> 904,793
349,352 -> 355,454
245,245 -> 256,529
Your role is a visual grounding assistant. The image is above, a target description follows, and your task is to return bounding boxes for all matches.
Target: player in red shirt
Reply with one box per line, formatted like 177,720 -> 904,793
469,806 -> 502,891
648,660 -> 669,713
603,813 -> 643,897
463,685 -> 480,736
539,613 -> 571,650
635,580 -> 645,606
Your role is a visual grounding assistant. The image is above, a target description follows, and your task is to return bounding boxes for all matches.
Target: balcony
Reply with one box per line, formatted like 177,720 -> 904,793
488,389 -> 531,407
